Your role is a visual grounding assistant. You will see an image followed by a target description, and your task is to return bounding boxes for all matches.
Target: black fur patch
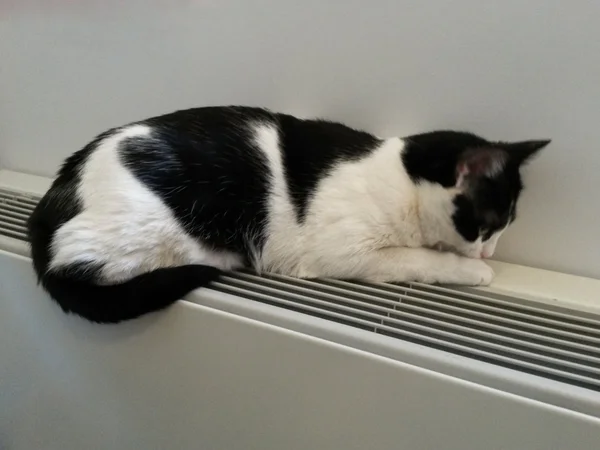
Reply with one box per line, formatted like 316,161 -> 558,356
121,107 -> 274,259
402,130 -> 490,187
277,114 -> 380,221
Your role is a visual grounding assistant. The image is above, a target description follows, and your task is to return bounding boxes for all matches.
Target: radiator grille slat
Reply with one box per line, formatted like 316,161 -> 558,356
1,187 -> 598,391
0,213 -> 27,227
0,227 -> 28,241
0,189 -> 38,242
0,202 -> 34,215
0,204 -> 31,221
0,220 -> 28,234
0,188 -> 39,206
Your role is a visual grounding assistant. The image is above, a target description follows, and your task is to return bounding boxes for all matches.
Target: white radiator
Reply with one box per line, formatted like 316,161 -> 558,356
1,169 -> 600,450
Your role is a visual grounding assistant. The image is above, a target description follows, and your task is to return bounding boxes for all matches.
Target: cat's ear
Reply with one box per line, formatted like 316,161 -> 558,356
456,147 -> 507,187
504,139 -> 550,166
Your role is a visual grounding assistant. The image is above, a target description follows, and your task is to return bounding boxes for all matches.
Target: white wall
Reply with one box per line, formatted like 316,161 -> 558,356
1,1 -> 599,278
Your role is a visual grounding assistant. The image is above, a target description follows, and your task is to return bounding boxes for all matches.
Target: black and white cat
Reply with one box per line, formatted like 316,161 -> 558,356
28,106 -> 549,323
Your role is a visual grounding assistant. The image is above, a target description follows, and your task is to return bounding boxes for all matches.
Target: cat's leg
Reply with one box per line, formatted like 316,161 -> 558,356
309,247 -> 494,286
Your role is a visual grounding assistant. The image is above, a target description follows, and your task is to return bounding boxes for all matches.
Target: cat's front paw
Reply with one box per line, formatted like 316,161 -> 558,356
462,259 -> 495,286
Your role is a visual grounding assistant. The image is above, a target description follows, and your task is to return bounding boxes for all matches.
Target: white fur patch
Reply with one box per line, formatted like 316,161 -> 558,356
250,123 -> 300,273
49,125 -> 243,282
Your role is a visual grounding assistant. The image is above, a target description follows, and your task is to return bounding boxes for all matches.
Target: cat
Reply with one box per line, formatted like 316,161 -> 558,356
27,106 -> 549,323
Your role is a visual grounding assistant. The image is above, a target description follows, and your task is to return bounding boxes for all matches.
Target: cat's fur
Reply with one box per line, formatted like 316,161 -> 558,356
27,106 -> 549,323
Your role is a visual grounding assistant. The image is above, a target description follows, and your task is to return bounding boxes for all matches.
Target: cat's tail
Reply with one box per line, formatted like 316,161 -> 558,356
37,263 -> 221,324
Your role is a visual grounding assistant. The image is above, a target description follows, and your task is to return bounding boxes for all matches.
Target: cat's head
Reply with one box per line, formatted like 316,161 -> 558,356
402,131 -> 549,259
